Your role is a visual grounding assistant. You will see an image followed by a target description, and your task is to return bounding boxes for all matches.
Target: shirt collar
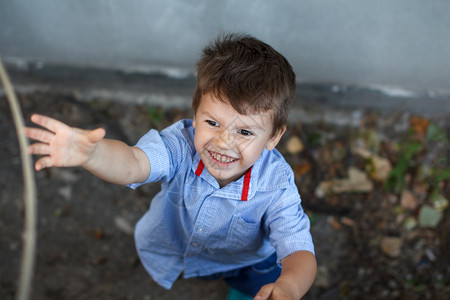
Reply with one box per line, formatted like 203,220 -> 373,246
192,153 -> 257,201
191,148 -> 288,201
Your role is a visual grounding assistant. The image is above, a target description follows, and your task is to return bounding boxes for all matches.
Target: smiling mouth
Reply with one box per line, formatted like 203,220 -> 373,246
208,151 -> 238,164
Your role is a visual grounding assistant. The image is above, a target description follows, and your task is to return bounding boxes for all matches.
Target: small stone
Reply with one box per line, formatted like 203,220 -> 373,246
400,190 -> 417,210
114,216 -> 134,235
314,265 -> 330,288
58,185 -> 72,201
54,169 -> 81,182
418,205 -> 442,228
348,167 -> 373,192
403,216 -> 417,231
381,237 -> 403,257
430,193 -> 449,211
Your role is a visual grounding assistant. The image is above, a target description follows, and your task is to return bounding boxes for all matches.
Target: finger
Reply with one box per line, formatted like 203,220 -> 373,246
24,127 -> 54,143
30,114 -> 67,133
28,143 -> 51,155
35,156 -> 54,171
87,128 -> 106,143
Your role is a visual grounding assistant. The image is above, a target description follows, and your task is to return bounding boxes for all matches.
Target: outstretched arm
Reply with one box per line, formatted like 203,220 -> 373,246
255,251 -> 317,300
25,114 -> 150,185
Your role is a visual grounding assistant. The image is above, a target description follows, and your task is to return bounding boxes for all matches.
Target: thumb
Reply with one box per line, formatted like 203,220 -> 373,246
254,284 -> 274,300
87,127 -> 106,143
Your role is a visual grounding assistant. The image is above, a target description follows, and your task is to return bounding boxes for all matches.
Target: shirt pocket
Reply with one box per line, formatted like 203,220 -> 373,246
226,215 -> 264,252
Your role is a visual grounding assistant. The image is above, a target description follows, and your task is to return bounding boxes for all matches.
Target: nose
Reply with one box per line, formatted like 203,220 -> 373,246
214,127 -> 236,149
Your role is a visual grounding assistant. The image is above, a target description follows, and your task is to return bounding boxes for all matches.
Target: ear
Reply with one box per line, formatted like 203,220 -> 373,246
266,126 -> 286,151
192,113 -> 197,128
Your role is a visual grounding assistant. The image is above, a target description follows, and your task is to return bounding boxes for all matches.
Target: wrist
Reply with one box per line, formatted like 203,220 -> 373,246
274,277 -> 302,300
81,141 -> 101,170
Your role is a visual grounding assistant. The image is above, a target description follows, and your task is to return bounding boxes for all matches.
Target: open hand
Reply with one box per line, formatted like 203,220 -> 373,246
25,114 -> 105,171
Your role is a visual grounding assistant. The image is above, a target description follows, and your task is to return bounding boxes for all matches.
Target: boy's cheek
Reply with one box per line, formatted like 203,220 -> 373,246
237,140 -> 254,153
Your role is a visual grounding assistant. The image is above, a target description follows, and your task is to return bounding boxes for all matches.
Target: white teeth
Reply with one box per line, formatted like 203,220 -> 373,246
211,152 -> 235,163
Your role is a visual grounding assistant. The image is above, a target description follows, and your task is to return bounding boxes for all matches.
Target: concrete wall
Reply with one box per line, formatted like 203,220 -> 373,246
1,0 -> 449,93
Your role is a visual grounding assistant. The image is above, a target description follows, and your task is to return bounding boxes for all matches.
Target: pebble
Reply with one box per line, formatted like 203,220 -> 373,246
114,216 -> 135,235
286,136 -> 304,154
400,190 -> 418,210
418,205 -> 442,228
381,237 -> 403,257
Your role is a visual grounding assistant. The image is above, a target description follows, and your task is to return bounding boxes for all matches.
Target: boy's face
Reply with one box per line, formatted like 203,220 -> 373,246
193,92 -> 285,187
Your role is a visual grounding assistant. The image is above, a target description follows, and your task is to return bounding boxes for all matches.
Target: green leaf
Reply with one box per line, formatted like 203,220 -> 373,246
426,123 -> 448,143
385,141 -> 422,192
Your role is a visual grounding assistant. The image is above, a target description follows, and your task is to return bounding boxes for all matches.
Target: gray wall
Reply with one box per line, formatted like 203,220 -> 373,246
1,0 -> 449,93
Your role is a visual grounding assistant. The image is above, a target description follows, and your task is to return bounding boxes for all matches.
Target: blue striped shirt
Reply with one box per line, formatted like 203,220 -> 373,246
128,119 -> 314,289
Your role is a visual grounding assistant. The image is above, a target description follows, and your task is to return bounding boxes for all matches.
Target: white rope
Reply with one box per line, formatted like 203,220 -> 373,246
0,57 -> 37,300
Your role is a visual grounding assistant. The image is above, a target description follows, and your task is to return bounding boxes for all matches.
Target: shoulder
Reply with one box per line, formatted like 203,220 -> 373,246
161,119 -> 194,139
254,148 -> 296,192
159,119 -> 196,153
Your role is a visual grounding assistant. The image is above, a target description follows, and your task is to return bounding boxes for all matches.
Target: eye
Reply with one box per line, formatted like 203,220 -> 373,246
206,120 -> 219,127
238,129 -> 253,136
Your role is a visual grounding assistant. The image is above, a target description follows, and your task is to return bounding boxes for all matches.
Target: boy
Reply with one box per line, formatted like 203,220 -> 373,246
25,33 -> 316,299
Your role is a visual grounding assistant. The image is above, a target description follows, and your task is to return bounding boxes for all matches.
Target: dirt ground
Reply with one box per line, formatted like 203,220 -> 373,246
1,72 -> 449,299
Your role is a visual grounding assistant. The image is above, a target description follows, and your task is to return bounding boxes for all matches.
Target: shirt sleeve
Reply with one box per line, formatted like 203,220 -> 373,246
126,129 -> 170,189
127,121 -> 189,189
265,174 -> 315,261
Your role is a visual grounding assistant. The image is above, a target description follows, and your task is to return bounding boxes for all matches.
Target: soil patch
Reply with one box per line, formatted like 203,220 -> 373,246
1,91 -> 449,299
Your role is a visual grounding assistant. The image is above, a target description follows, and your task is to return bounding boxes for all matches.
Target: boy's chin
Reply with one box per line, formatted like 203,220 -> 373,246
210,169 -> 248,187
206,168 -> 234,184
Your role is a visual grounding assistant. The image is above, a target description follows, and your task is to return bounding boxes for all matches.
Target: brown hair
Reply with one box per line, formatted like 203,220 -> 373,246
192,33 -> 296,136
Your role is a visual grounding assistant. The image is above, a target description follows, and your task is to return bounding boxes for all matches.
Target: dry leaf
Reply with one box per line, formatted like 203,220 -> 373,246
410,116 -> 430,135
353,147 -> 392,181
315,167 -> 373,197
286,136 -> 304,154
327,216 -> 342,230
294,163 -> 312,177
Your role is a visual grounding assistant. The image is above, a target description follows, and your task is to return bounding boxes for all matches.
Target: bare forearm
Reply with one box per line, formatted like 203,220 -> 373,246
82,139 -> 150,185
278,251 -> 317,299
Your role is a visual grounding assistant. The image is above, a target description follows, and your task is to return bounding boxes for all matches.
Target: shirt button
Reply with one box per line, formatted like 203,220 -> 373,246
197,227 -> 204,233
192,242 -> 199,247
